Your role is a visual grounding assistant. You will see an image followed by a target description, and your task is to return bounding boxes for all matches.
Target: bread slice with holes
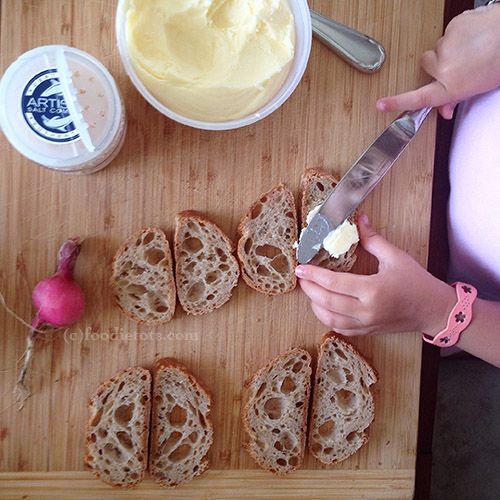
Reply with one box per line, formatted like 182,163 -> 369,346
149,358 -> 214,488
85,367 -> 152,488
110,228 -> 176,325
242,348 -> 312,475
300,169 -> 358,272
309,332 -> 378,465
174,211 -> 240,315
237,184 -> 298,295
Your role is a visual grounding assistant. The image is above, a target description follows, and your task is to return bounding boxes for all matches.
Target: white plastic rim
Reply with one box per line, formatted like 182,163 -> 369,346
116,0 -> 312,131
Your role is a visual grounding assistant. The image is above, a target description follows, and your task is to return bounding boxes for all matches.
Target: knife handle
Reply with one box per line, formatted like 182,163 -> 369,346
310,9 -> 386,73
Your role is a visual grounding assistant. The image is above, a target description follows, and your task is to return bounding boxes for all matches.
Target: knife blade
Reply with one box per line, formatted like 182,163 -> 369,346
297,107 -> 432,265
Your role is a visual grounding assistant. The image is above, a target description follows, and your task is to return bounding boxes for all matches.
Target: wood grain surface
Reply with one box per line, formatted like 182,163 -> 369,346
0,0 -> 444,497
0,470 -> 415,499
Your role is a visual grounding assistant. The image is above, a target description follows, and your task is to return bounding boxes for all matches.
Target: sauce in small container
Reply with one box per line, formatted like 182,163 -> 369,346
0,45 -> 126,174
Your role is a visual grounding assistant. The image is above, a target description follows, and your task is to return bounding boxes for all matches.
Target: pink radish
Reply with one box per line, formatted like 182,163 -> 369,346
15,237 -> 85,406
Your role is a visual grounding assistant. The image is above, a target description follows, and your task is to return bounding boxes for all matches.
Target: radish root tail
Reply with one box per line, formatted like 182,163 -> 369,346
14,318 -> 44,410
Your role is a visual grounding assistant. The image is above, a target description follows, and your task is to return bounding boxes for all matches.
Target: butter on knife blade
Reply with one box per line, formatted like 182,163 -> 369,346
297,107 -> 432,264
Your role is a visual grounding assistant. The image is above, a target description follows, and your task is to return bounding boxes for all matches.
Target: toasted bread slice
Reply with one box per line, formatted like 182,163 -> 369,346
300,169 -> 358,272
309,332 -> 378,465
242,348 -> 312,475
237,184 -> 298,295
149,358 -> 214,488
85,367 -> 152,488
174,211 -> 240,315
110,228 -> 176,325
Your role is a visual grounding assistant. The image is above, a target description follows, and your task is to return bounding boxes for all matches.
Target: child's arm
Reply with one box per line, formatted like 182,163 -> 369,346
376,3 -> 500,119
295,216 -> 500,367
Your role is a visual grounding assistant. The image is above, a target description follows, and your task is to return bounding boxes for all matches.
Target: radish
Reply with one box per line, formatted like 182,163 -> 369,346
15,237 -> 85,407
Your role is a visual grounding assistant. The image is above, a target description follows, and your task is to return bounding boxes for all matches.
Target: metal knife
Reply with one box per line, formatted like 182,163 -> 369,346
297,107 -> 432,265
310,9 -> 386,73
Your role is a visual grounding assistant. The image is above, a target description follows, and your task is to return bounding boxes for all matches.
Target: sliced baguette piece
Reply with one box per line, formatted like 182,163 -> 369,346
309,332 -> 378,465
149,358 -> 214,489
242,348 -> 312,475
110,227 -> 176,325
237,184 -> 298,295
174,211 -> 240,315
85,367 -> 152,488
300,168 -> 358,272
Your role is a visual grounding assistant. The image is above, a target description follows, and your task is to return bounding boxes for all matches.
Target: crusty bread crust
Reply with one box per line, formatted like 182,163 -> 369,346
110,227 -> 176,325
153,357 -> 214,407
149,357 -> 214,488
242,348 -> 312,475
237,184 -> 298,295
319,332 -> 379,382
308,332 -> 378,465
85,367 -> 151,489
300,169 -> 358,272
174,211 -> 240,315
300,168 -> 340,227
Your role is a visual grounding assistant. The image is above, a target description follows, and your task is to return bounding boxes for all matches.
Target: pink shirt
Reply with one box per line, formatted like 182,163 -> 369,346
447,87 -> 500,301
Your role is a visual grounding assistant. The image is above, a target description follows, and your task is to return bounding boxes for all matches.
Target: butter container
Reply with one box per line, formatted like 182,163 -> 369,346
0,45 -> 126,174
116,0 -> 311,130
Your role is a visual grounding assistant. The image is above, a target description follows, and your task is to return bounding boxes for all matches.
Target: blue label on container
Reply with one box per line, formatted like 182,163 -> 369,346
21,68 -> 79,143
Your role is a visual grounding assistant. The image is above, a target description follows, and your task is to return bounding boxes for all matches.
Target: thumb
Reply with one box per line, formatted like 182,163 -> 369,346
438,102 -> 457,120
357,215 -> 397,264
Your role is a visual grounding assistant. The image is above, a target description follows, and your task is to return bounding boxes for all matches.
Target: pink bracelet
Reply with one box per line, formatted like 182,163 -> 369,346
423,282 -> 477,347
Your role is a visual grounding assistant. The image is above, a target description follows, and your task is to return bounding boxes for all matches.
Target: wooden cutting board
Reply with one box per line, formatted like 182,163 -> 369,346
0,0 -> 444,498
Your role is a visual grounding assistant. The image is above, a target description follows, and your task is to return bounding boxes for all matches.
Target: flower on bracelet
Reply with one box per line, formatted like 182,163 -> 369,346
455,311 -> 467,323
440,337 -> 451,344
461,285 -> 472,294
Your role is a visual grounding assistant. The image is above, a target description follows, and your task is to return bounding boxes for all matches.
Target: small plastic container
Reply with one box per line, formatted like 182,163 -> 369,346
0,45 -> 126,174
116,0 -> 312,131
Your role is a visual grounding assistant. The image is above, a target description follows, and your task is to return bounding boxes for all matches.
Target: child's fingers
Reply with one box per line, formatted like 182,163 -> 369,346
438,102 -> 457,119
310,301 -> 361,332
419,49 -> 439,78
295,265 -> 361,297
298,278 -> 360,316
376,80 -> 448,113
357,214 -> 402,267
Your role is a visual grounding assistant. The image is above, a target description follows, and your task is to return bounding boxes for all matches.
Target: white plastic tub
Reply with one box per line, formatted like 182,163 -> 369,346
0,45 -> 126,174
116,0 -> 312,131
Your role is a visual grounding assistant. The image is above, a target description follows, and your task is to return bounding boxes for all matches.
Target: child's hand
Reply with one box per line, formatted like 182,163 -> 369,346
376,3 -> 500,119
295,215 -> 456,337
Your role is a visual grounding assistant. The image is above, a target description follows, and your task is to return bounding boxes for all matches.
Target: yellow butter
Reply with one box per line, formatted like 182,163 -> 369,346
322,220 -> 359,258
126,0 -> 295,122
306,204 -> 320,225
305,206 -> 359,258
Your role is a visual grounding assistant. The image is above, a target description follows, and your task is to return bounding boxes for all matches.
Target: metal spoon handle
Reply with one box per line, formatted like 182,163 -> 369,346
310,9 -> 386,73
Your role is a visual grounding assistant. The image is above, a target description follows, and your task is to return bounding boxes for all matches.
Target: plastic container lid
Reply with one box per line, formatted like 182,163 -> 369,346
0,45 -> 126,173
